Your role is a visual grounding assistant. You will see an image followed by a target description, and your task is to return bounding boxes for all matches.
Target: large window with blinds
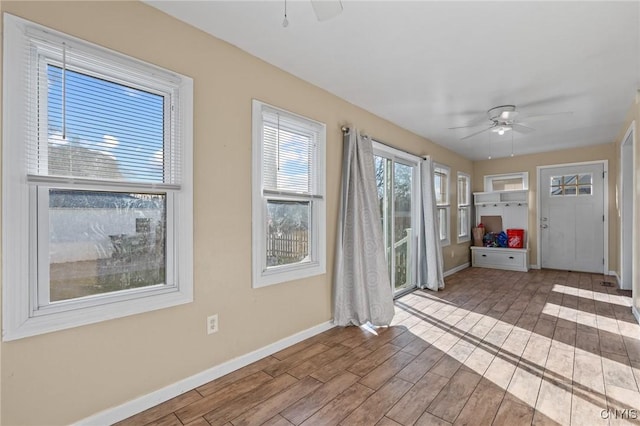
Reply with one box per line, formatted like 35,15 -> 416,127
2,15 -> 193,340
251,100 -> 326,288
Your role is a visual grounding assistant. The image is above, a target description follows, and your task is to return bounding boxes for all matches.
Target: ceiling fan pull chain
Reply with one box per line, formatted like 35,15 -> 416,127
282,0 -> 289,27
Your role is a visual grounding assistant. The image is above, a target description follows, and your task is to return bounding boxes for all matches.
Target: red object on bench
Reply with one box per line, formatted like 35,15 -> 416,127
507,229 -> 524,248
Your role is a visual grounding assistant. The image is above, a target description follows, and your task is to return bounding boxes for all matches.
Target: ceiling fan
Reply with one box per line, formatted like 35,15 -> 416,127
282,0 -> 343,27
449,105 -> 572,140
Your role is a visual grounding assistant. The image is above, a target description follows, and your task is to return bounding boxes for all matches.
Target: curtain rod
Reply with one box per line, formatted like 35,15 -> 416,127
341,126 -> 431,160
342,126 -> 425,160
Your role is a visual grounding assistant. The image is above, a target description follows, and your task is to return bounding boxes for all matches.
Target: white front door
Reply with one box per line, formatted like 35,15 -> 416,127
540,163 -> 605,273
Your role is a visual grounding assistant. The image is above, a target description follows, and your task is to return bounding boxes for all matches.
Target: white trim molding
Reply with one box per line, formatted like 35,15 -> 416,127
633,306 -> 640,325
619,121 -> 635,291
74,320 -> 335,425
444,262 -> 470,277
608,271 -> 621,287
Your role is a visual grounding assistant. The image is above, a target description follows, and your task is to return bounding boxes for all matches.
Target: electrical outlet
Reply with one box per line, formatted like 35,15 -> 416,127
207,314 -> 219,334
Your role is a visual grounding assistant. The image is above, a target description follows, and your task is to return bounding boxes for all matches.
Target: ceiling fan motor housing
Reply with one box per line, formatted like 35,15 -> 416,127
488,105 -> 518,124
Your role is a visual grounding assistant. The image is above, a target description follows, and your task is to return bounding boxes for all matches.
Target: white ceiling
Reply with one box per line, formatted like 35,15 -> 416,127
146,1 -> 639,160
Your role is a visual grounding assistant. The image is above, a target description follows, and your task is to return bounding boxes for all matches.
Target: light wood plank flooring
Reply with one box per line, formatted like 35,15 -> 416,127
118,268 -> 640,426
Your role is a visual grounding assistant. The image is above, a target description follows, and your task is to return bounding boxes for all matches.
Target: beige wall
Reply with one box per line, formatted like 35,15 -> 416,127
473,143 -> 618,270
0,2 -> 472,424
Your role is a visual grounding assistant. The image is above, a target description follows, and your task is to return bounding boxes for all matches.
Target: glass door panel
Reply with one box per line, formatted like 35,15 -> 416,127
375,156 -> 392,280
374,153 -> 417,295
393,162 -> 413,291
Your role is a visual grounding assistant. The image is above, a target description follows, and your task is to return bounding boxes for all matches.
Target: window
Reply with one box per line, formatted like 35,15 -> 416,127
2,15 -> 193,340
373,142 -> 421,295
550,173 -> 593,196
457,172 -> 471,242
252,100 -> 326,288
484,172 -> 529,192
434,163 -> 450,246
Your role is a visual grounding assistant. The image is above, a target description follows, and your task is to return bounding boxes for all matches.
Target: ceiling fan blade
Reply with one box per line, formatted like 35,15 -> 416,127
511,123 -> 535,134
448,117 -> 490,130
519,111 -> 573,123
310,0 -> 343,21
460,127 -> 493,140
448,123 -> 487,130
518,95 -> 576,110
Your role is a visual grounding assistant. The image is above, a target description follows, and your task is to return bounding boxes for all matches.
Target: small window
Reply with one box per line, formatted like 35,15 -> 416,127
252,100 -> 326,288
434,164 -> 450,246
457,172 -> 471,242
3,15 -> 194,340
484,172 -> 529,192
550,174 -> 592,196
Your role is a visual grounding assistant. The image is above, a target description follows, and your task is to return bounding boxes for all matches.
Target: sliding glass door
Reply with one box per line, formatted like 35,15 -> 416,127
373,143 -> 420,295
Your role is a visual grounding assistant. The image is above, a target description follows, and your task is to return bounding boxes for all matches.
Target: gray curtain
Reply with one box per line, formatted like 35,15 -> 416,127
418,157 -> 445,291
333,129 -> 395,326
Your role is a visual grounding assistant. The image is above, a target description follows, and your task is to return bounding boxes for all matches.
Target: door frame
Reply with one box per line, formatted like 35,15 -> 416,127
620,122 -> 635,289
372,140 -> 422,297
536,160 -> 608,273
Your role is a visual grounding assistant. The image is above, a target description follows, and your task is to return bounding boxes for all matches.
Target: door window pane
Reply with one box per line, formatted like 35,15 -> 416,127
49,190 -> 166,302
550,174 -> 592,197
394,163 -> 413,291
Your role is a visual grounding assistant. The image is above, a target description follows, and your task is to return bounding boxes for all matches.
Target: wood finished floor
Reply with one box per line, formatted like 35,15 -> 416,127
118,268 -> 640,426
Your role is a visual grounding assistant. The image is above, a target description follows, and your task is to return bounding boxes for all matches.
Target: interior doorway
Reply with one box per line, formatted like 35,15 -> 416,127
620,123 -> 634,290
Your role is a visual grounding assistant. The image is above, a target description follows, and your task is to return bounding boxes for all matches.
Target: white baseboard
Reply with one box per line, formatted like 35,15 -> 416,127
529,264 -> 540,270
608,271 -> 621,287
633,306 -> 640,325
75,320 -> 335,425
444,262 -> 470,277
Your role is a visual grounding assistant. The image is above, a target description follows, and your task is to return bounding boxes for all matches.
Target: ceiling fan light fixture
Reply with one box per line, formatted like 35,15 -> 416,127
491,125 -> 512,136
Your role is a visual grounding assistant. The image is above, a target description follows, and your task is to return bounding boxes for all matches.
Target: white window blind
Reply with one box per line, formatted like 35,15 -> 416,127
434,166 -> 449,205
261,108 -> 321,197
24,29 -> 182,189
252,100 -> 326,288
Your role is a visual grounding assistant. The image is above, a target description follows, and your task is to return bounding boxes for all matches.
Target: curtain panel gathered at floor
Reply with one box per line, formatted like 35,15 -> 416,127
333,128 -> 395,326
418,157 -> 445,291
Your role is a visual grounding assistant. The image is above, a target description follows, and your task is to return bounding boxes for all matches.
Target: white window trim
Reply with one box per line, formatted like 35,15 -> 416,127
251,100 -> 326,288
484,172 -> 529,192
434,163 -> 451,247
457,171 -> 471,243
2,14 -> 194,341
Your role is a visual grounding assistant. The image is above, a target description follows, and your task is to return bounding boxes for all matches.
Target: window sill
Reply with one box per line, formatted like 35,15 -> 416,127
3,285 -> 192,341
253,262 -> 325,289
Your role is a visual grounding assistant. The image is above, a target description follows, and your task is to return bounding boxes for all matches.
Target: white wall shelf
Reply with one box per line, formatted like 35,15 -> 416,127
474,189 -> 528,206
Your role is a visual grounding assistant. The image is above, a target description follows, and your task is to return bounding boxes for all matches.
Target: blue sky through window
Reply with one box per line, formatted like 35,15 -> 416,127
47,65 -> 165,182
